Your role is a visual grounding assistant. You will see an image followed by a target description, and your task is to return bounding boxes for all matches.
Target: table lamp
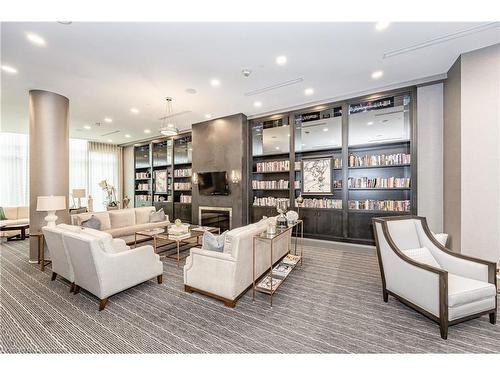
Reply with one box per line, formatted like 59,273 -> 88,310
72,188 -> 86,208
36,196 -> 66,227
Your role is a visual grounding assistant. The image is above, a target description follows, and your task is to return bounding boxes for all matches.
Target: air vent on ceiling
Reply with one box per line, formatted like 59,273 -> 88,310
245,78 -> 304,96
101,130 -> 120,137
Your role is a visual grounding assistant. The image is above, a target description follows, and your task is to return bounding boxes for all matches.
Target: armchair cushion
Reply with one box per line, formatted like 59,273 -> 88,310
402,247 -> 442,269
202,231 -> 227,252
81,215 -> 101,230
448,273 -> 496,308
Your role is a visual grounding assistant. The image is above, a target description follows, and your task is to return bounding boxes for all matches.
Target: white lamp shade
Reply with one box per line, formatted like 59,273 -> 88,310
36,196 -> 67,211
72,189 -> 86,198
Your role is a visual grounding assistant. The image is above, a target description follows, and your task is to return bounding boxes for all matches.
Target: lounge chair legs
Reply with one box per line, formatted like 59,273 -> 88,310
157,275 -> 163,284
383,289 -> 388,303
99,298 -> 108,311
73,285 -> 80,295
51,272 -> 57,281
70,283 -> 75,293
490,312 -> 497,324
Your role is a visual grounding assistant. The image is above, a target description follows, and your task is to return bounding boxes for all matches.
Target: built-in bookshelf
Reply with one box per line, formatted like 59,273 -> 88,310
249,89 -> 416,245
133,132 -> 193,222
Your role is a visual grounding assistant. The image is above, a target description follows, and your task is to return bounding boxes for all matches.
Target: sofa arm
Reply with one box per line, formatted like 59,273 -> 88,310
112,238 -> 130,252
97,245 -> 163,298
183,247 -> 237,300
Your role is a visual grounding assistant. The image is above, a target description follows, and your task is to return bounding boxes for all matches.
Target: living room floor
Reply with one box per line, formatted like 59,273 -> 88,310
1,239 -> 499,353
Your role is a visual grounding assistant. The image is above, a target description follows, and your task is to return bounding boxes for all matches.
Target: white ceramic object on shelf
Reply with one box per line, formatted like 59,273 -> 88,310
286,210 -> 299,224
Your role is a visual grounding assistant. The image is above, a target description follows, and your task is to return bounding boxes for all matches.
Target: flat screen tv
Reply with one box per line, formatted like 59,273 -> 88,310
198,171 -> 230,196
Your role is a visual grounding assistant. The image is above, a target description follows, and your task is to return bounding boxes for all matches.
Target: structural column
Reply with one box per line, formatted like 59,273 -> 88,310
29,90 -> 70,262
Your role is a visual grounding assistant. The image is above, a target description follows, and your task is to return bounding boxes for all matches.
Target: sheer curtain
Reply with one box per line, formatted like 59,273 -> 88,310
0,133 -> 29,206
88,142 -> 121,212
69,139 -> 89,208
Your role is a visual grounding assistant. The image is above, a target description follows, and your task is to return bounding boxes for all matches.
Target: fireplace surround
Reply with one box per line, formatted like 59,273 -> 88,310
198,206 -> 232,232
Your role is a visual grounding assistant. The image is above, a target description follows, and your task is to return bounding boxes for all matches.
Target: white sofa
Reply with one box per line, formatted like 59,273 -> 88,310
61,226 -> 163,310
42,224 -> 131,292
70,206 -> 169,244
0,206 -> 29,238
184,217 -> 291,307
373,216 -> 497,339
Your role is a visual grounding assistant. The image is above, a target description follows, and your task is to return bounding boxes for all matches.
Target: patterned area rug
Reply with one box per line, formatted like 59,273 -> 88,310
1,239 -> 498,353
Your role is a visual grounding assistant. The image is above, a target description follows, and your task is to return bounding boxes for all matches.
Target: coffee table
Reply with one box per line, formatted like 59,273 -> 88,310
0,223 -> 29,241
135,224 -> 220,267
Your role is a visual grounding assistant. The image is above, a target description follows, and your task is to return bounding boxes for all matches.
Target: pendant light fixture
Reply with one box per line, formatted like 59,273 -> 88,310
159,97 -> 179,136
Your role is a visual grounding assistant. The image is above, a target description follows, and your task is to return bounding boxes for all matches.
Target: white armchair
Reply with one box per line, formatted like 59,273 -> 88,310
42,226 -> 76,291
373,216 -> 497,339
62,230 -> 164,310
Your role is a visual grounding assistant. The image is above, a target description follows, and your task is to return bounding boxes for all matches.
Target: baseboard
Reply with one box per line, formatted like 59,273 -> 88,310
293,236 -> 375,253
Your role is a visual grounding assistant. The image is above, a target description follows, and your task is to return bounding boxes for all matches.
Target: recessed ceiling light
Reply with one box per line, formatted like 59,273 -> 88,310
107,139 -> 113,143
375,22 -> 391,31
304,88 -> 314,96
130,108 -> 139,114
275,146 -> 280,150
205,114 -> 212,119
83,125 -> 92,130
125,134 -> 131,138
185,88 -> 197,94
57,21 -> 72,25
26,32 -> 46,46
1,65 -> 17,74
254,101 -> 262,108
275,55 -> 287,65
367,121 -> 374,126
210,79 -> 221,87
104,117 -> 113,123
371,70 -> 384,79
323,128 -> 328,132
144,129 -> 151,134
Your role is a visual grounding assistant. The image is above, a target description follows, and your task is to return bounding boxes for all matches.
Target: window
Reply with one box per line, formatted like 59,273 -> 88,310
0,133 -> 29,207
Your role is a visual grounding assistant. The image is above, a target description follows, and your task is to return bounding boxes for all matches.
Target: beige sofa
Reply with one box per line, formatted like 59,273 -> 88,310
1,206 -> 29,238
70,207 -> 169,244
184,217 -> 291,307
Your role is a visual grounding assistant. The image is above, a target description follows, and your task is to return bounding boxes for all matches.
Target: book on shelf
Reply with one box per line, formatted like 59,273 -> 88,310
347,177 -> 410,188
255,160 -> 290,173
295,198 -> 342,209
253,197 -> 290,208
135,172 -> 150,179
257,275 -> 283,291
174,182 -> 192,190
136,183 -> 150,191
252,179 -> 289,190
179,194 -> 192,203
174,168 -> 192,177
272,262 -> 294,277
282,253 -> 301,266
348,153 -> 411,167
348,199 -> 410,212
333,157 -> 342,169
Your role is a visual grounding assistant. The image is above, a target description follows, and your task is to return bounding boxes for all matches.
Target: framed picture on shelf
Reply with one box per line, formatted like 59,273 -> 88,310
302,157 -> 332,195
154,170 -> 168,193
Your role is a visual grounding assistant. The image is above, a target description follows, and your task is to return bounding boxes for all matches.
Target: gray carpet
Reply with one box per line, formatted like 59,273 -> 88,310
1,239 -> 498,353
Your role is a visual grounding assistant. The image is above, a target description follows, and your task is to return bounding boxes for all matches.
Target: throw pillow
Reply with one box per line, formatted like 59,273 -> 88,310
202,231 -> 227,252
0,207 -> 6,220
81,215 -> 101,230
150,208 -> 166,223
402,247 -> 441,269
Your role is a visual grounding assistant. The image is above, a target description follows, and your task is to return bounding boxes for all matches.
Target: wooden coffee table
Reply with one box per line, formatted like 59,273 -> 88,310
135,225 -> 220,267
0,223 -> 29,241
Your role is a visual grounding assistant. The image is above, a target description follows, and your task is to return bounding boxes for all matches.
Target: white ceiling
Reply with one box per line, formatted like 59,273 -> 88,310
1,22 -> 499,144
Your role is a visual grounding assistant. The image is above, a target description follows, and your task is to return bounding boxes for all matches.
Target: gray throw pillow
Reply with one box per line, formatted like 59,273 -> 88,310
150,208 -> 166,223
81,215 -> 101,230
202,231 -> 227,252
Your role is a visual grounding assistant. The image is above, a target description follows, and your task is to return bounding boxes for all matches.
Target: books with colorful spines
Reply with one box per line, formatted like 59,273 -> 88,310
282,253 -> 301,265
272,262 -> 294,277
257,275 -> 283,291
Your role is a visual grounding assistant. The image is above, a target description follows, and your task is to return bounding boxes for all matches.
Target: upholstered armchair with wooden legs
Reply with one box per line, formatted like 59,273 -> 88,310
42,226 -> 76,292
62,230 -> 163,311
372,216 -> 497,339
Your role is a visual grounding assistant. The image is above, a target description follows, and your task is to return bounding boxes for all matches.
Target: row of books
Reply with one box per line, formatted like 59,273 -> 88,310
174,182 -> 191,190
255,160 -> 290,172
179,194 -> 192,203
333,180 -> 343,189
348,153 -> 411,167
135,172 -> 150,179
253,197 -> 290,208
296,198 -> 342,209
257,254 -> 301,291
135,195 -> 152,202
136,183 -> 150,191
174,168 -> 192,177
252,179 -> 289,189
347,177 -> 410,188
348,200 -> 410,211
154,195 -> 172,202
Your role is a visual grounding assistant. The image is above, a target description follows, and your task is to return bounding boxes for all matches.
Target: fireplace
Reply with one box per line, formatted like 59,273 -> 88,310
199,206 -> 232,232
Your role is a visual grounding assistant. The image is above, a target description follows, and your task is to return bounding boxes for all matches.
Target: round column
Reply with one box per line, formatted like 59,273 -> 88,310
29,90 -> 70,262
